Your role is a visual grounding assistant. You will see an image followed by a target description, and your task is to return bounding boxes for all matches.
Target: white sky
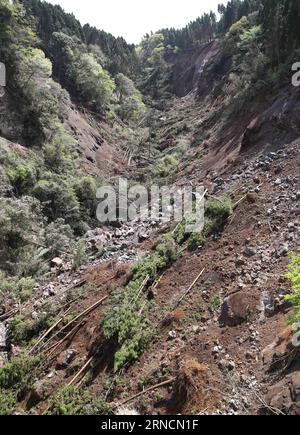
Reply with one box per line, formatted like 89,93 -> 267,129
46,0 -> 221,44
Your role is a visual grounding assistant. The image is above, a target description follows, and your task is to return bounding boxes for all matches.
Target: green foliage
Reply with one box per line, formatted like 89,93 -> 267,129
0,355 -> 40,390
132,236 -> 179,282
285,253 -> 300,322
74,176 -> 98,224
0,197 -> 44,275
44,218 -> 73,258
0,390 -> 17,415
72,240 -> 88,270
47,386 -> 110,415
103,236 -> 179,371
71,52 -> 115,112
0,275 -> 35,304
115,73 -> 146,122
7,163 -> 37,196
33,179 -> 80,227
209,295 -> 221,313
8,313 -> 53,346
205,196 -> 233,221
152,155 -> 179,180
188,233 -> 206,252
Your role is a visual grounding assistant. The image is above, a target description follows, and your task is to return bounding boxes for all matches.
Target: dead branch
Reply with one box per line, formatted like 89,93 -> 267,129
132,275 -> 149,304
40,295 -> 108,353
0,308 -> 18,321
47,321 -> 85,358
29,307 -> 72,355
113,377 -> 176,409
176,268 -> 205,307
68,356 -> 94,388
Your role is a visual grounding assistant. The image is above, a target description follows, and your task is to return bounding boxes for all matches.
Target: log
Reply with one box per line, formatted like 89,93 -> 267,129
29,307 -> 72,354
68,356 -> 94,387
113,377 -> 176,409
176,268 -> 205,307
41,295 -> 108,352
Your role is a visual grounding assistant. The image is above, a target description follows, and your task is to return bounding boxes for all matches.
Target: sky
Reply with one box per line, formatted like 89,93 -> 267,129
46,0 -> 221,44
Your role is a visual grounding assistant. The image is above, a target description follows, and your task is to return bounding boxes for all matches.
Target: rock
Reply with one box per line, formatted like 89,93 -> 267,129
236,257 -> 246,267
27,379 -> 53,407
262,327 -> 295,372
50,257 -> 63,268
219,292 -> 250,327
138,233 -> 149,243
265,372 -> 300,415
56,349 -> 77,370
168,330 -> 177,340
275,244 -> 289,258
246,192 -> 257,204
243,247 -> 257,258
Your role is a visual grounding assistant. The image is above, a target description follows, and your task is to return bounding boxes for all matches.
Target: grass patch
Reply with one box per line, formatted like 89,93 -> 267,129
47,386 -> 110,415
285,253 -> 300,323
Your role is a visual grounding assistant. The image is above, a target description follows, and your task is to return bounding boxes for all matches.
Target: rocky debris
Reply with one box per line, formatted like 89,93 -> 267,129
56,349 -> 77,370
42,283 -> 57,298
262,327 -> 296,372
27,378 -> 55,407
219,292 -> 250,327
260,291 -> 276,321
265,372 -> 300,415
168,330 -> 177,340
50,257 -> 63,268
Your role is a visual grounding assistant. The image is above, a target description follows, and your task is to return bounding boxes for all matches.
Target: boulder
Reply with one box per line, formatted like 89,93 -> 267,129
265,372 -> 300,415
219,292 -> 250,326
56,349 -> 77,370
50,257 -> 63,268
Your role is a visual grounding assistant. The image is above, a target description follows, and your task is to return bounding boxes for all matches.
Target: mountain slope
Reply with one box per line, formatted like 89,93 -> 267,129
0,0 -> 299,416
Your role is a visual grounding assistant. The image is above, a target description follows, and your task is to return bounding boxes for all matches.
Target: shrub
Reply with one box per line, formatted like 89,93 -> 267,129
44,218 -> 74,258
74,177 -> 98,223
33,179 -> 80,225
188,233 -> 205,252
0,390 -> 17,415
0,355 -> 40,390
72,240 -> 88,270
285,253 -> 300,322
47,386 -> 110,415
153,155 -> 179,180
8,314 -> 53,346
205,196 -> 232,220
7,163 -> 37,196
0,275 -> 35,304
132,236 -> 179,282
0,197 -> 44,275
103,235 -> 179,371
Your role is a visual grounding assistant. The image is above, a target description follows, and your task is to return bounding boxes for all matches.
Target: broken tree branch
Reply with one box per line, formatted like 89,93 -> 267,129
68,356 -> 94,388
176,268 -> 205,307
40,295 -> 108,352
29,307 -> 72,355
113,377 -> 176,409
